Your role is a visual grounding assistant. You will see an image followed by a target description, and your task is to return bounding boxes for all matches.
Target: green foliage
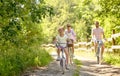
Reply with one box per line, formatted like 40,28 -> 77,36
73,59 -> 82,67
98,0 -> 120,50
98,0 -> 120,32
104,53 -> 120,67
0,0 -> 120,75
0,46 -> 52,76
73,59 -> 81,76
0,0 -> 53,75
42,0 -> 96,42
40,0 -> 120,43
99,0 -> 120,18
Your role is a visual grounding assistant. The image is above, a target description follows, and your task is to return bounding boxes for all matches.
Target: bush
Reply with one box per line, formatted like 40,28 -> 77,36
0,45 -> 52,76
104,52 -> 120,67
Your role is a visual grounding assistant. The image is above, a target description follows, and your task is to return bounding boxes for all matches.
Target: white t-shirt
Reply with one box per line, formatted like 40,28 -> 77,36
56,34 -> 68,47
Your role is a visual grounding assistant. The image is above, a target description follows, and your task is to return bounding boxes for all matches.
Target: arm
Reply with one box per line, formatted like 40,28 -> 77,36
71,29 -> 76,37
102,30 -> 107,41
101,28 -> 105,38
101,28 -> 107,41
71,29 -> 77,42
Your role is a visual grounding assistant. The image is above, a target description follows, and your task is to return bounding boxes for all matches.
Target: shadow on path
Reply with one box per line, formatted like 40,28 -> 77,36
22,49 -> 120,76
77,55 -> 120,76
22,51 -> 77,76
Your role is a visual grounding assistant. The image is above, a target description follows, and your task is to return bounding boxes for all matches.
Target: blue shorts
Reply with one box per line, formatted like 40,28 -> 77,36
94,40 -> 103,46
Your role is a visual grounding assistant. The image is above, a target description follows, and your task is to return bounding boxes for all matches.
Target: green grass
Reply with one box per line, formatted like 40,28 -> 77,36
0,46 -> 53,76
73,59 -> 82,76
73,59 -> 82,68
75,50 -> 120,67
104,52 -> 120,67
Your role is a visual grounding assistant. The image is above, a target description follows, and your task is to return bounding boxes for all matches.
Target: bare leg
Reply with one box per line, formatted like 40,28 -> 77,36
64,48 -> 69,65
56,48 -> 61,61
101,45 -> 105,57
94,43 -> 97,54
72,45 -> 74,55
72,40 -> 74,56
57,48 -> 61,57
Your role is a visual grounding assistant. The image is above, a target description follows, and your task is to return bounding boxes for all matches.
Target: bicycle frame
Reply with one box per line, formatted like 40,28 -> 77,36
57,43 -> 70,74
59,46 -> 66,74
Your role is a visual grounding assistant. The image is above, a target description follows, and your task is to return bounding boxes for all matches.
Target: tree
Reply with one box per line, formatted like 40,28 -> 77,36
0,0 -> 53,75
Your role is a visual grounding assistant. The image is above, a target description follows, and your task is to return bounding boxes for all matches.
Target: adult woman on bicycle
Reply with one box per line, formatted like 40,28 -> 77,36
65,24 -> 76,57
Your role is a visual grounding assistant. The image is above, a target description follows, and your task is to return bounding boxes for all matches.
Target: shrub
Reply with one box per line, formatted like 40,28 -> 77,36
104,53 -> 120,67
0,45 -> 52,76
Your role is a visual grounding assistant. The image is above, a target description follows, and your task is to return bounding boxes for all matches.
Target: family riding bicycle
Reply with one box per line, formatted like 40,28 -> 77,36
52,21 -> 106,74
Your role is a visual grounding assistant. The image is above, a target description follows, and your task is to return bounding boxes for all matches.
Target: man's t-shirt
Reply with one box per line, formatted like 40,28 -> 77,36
92,27 -> 104,40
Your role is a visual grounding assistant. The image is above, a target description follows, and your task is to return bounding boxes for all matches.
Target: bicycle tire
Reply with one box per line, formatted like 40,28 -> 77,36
60,57 -> 66,74
97,45 -> 102,64
97,56 -> 99,64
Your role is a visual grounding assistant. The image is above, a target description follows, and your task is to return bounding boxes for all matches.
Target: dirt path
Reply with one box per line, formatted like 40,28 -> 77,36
79,58 -> 120,76
74,51 -> 120,76
23,48 -> 120,76
22,50 -> 77,76
23,61 -> 77,76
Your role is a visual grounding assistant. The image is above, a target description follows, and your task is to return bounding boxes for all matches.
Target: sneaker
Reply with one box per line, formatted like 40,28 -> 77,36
56,57 -> 61,61
66,65 -> 70,70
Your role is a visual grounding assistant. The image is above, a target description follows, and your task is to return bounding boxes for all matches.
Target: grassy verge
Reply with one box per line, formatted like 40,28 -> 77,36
0,46 -> 52,76
73,59 -> 82,76
104,52 -> 120,67
75,50 -> 120,67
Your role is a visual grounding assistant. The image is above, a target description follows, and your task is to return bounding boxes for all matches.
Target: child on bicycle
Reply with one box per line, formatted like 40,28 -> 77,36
65,24 -> 76,57
55,27 -> 69,69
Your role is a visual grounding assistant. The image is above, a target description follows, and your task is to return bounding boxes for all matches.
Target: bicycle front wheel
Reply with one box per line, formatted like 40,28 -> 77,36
60,58 -> 66,74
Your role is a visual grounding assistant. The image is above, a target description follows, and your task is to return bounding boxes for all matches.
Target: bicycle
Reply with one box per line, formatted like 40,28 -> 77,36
96,40 -> 103,65
59,46 -> 66,74
57,43 -> 70,74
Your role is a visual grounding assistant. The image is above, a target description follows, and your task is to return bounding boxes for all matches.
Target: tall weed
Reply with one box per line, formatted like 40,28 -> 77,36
0,44 -> 52,76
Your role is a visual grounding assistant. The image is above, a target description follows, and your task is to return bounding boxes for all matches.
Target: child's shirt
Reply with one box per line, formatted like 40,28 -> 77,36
56,34 -> 68,47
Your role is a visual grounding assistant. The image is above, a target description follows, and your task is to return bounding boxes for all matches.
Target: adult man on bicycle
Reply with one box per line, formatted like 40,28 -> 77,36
91,21 -> 106,59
